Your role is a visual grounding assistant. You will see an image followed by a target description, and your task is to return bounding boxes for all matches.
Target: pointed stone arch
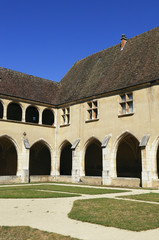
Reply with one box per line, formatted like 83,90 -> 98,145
0,135 -> 18,175
60,140 -> 72,175
84,137 -> 102,176
152,136 -> 159,179
116,131 -> 141,178
29,140 -> 51,175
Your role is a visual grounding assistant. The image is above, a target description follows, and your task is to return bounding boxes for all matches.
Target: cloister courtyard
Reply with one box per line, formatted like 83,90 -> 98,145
0,183 -> 159,240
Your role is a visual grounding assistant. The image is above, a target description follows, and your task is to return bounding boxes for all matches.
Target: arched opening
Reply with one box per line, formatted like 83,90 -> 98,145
26,106 -> 39,124
42,109 -> 54,126
29,141 -> 51,175
116,134 -> 141,178
157,146 -> 159,178
7,102 -> 22,121
0,102 -> 3,119
0,136 -> 17,175
85,139 -> 102,176
60,142 -> 72,175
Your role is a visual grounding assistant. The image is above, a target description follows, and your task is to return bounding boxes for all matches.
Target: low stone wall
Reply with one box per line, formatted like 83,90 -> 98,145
0,176 -> 21,184
152,179 -> 159,188
55,176 -> 72,183
80,176 -> 102,185
111,177 -> 141,188
29,175 -> 54,183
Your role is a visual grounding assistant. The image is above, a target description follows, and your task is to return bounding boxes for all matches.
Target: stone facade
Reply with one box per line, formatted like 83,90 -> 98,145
0,27 -> 159,188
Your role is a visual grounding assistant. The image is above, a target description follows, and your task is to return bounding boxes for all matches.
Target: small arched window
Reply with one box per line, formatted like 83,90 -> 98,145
25,106 -> 39,124
42,109 -> 54,126
7,102 -> 22,121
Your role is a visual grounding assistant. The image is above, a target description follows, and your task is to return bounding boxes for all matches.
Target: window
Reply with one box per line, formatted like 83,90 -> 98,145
7,102 -> 22,121
61,107 -> 70,125
87,100 -> 98,120
119,93 -> 133,115
42,109 -> 54,126
25,106 -> 39,123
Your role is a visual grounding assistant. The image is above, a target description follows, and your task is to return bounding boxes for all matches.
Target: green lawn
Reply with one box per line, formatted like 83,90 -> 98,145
0,188 -> 79,198
0,226 -> 79,240
68,198 -> 159,231
118,192 -> 159,202
0,184 -> 128,198
27,184 -> 128,195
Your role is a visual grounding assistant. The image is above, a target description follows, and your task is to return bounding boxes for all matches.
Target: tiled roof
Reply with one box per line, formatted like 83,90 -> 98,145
0,26 -> 159,105
59,27 -> 159,104
0,68 -> 60,105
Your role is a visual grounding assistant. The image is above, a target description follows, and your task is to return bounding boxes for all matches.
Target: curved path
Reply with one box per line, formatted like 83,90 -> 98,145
0,184 -> 159,240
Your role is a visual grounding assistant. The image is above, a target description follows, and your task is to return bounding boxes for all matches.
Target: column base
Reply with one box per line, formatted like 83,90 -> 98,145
102,170 -> 112,185
72,169 -> 80,183
141,171 -> 152,188
21,169 -> 29,183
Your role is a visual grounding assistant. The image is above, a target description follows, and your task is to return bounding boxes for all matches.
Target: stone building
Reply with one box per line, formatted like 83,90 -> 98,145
0,27 -> 159,188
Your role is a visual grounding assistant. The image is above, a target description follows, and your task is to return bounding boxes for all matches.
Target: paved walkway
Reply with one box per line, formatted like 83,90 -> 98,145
0,183 -> 159,240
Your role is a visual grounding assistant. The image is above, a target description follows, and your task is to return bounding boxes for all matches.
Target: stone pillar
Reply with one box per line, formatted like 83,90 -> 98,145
102,147 -> 111,185
22,105 -> 26,122
101,135 -> 111,185
141,145 -> 152,188
71,139 -> 80,183
3,101 -> 8,120
72,146 -> 80,183
39,108 -> 43,124
20,137 -> 30,183
54,149 -> 60,177
50,149 -> 57,181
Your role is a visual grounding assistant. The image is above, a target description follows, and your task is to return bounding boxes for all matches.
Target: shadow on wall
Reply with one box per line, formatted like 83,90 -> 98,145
0,136 -> 17,175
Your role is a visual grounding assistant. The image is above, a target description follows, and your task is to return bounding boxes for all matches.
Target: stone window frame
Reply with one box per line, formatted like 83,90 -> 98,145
61,107 -> 70,125
86,100 -> 99,122
119,92 -> 134,116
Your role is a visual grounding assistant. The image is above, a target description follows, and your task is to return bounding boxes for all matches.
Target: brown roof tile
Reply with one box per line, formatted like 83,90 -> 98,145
59,26 -> 159,104
0,27 -> 159,105
0,68 -> 60,105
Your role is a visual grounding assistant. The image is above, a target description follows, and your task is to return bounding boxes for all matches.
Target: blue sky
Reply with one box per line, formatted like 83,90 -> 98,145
0,0 -> 159,82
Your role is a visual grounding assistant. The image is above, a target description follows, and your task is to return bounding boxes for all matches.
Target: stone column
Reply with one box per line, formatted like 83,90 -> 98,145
141,145 -> 152,188
102,147 -> 111,185
22,104 -> 26,122
71,139 -> 80,183
21,137 -> 30,183
3,100 -> 8,120
72,147 -> 80,183
139,135 -> 152,188
39,108 -> 43,125
54,149 -> 60,177
50,149 -> 57,181
101,135 -> 111,185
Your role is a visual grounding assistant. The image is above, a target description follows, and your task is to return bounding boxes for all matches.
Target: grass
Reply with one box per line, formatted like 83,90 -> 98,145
0,188 -> 79,198
118,192 -> 159,202
0,226 -> 79,240
26,184 -> 129,194
0,184 -> 128,198
68,198 -> 159,231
